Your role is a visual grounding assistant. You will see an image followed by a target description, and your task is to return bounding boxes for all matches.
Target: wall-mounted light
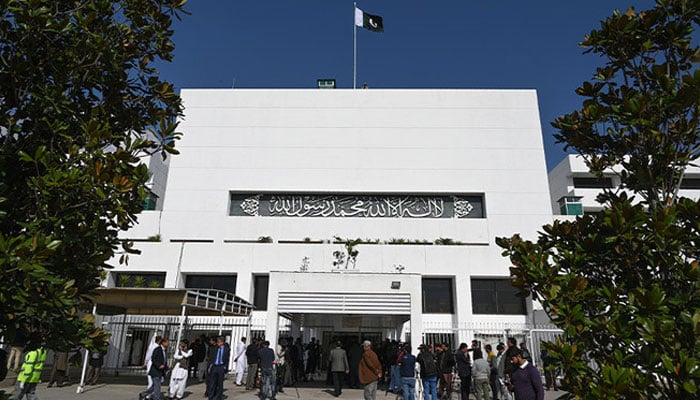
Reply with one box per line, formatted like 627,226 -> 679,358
391,281 -> 401,290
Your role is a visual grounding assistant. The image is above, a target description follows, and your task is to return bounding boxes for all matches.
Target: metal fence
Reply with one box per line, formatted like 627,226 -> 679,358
97,314 -> 291,373
423,321 -> 563,367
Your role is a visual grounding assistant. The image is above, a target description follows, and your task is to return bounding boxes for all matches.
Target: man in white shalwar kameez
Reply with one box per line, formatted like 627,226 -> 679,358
234,337 -> 247,386
168,340 -> 193,400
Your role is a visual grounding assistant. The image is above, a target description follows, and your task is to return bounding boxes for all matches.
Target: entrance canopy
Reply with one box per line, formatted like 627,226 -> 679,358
77,288 -> 254,394
93,288 -> 254,316
265,271 -> 424,349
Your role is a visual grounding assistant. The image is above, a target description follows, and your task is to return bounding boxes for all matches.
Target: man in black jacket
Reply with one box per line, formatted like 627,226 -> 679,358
504,337 -> 520,379
139,338 -> 169,400
204,337 -> 218,397
454,343 -> 471,400
245,338 -> 261,390
438,343 -> 456,399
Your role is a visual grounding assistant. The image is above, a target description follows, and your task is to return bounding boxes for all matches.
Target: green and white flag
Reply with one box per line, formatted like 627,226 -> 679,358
354,7 -> 383,32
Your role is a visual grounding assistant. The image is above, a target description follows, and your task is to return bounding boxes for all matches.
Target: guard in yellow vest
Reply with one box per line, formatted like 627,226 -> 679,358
14,340 -> 47,400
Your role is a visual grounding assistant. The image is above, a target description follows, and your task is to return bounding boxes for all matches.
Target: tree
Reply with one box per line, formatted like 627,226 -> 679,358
0,0 -> 186,353
497,2 -> 700,398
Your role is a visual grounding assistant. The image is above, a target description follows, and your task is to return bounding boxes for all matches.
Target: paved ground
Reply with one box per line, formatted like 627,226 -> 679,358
1,372 -> 566,400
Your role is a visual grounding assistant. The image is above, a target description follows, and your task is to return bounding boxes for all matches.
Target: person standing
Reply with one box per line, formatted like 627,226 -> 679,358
519,343 -> 532,364
7,331 -> 26,374
398,345 -> 416,400
358,340 -> 382,400
167,340 -> 192,400
245,338 -> 260,390
416,344 -> 438,400
503,338 -> 519,381
208,336 -> 230,400
387,341 -> 401,393
85,348 -> 105,385
455,343 -> 472,400
329,341 -> 349,397
439,343 -> 455,399
485,344 -> 498,400
139,338 -> 169,400
14,338 -> 46,400
204,337 -> 217,398
47,350 -> 68,388
275,339 -> 288,393
233,337 -> 247,386
507,349 -> 544,400
347,342 -> 363,389
142,335 -> 162,394
192,337 -> 207,383
472,350 -> 492,400
494,343 -> 511,400
258,341 -> 277,400
540,346 -> 557,391
305,337 -> 321,381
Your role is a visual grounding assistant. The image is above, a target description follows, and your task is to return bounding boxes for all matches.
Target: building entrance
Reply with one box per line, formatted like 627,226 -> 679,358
321,331 -> 382,353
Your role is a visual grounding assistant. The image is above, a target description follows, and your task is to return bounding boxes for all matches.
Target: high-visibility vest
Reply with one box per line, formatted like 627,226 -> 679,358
17,348 -> 47,383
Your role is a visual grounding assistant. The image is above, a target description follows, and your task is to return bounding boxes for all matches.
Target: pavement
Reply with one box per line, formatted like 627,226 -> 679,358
0,372 -> 566,400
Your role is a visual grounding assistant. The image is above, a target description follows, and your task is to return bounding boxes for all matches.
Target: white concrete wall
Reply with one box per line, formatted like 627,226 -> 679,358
549,154 -> 700,214
110,89 -> 554,336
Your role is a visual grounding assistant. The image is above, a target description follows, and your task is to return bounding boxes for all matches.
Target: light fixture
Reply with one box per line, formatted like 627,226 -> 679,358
391,281 -> 401,290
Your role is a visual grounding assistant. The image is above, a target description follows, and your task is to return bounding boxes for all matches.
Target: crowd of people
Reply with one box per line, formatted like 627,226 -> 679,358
231,335 -> 553,400
3,332 -> 557,400
138,334 -> 232,400
372,337 -> 556,400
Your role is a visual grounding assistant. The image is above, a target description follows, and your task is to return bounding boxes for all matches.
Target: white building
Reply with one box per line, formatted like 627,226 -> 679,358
104,89 -> 555,368
549,154 -> 700,215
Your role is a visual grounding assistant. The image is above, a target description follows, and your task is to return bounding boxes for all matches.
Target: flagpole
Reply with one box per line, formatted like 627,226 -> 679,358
353,1 -> 357,89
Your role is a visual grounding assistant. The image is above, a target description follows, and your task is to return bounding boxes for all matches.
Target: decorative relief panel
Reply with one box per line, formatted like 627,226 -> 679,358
229,193 -> 484,218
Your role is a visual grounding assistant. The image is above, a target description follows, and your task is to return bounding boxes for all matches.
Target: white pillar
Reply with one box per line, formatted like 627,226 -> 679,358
264,273 -> 280,347
176,304 -> 186,345
409,276 -> 423,353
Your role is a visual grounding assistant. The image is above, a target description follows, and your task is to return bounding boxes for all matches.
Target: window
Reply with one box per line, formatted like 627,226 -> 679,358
143,189 -> 158,211
185,274 -> 236,294
253,275 -> 269,311
573,177 -> 613,189
680,178 -> 700,189
422,278 -> 454,314
114,272 -> 165,288
471,278 -> 526,315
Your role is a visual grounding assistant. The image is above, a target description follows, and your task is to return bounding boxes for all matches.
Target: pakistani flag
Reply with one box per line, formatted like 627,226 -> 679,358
355,7 -> 383,32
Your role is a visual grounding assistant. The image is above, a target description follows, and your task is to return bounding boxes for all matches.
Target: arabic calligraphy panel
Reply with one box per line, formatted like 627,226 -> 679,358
229,193 -> 484,218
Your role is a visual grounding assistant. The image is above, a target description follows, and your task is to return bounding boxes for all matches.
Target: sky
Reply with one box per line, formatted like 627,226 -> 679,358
157,0 -> 659,171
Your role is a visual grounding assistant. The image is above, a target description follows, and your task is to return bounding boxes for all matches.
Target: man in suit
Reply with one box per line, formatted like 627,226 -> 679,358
142,335 -> 162,395
329,341 -> 349,397
139,338 -> 169,400
208,336 -> 230,400
455,343 -> 472,400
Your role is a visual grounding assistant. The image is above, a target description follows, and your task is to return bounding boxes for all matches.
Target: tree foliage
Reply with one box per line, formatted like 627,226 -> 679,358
498,1 -> 700,398
0,0 -> 186,352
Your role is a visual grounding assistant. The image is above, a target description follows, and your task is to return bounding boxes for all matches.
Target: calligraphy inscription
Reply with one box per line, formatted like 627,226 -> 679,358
230,193 -> 484,219
268,195 -> 445,218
